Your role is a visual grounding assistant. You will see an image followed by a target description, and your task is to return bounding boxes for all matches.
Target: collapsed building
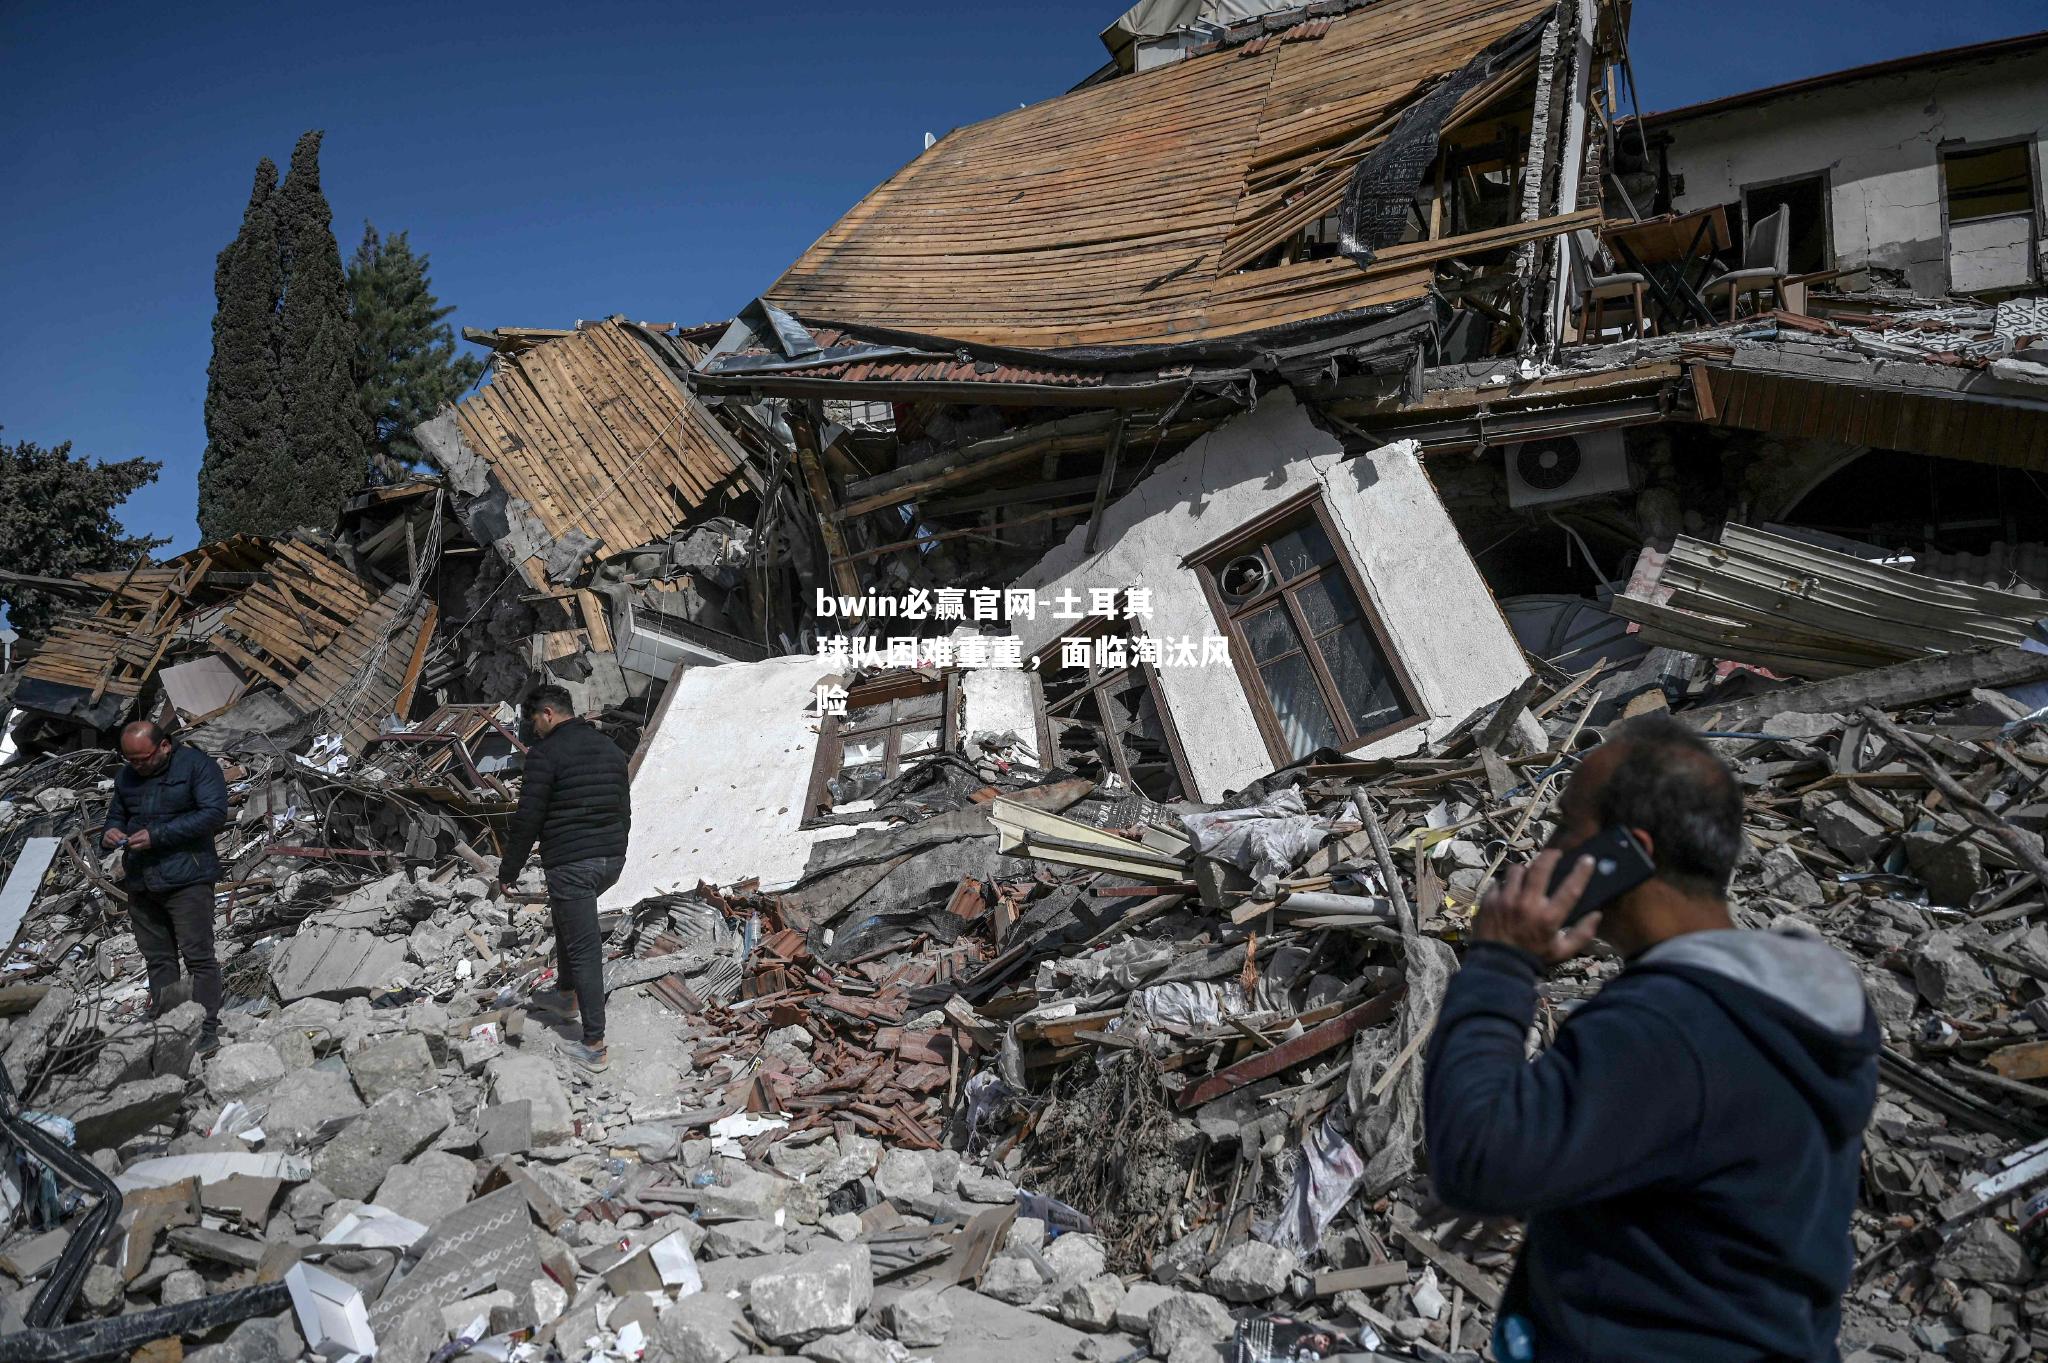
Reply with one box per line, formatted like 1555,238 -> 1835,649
3,2 -> 2048,1360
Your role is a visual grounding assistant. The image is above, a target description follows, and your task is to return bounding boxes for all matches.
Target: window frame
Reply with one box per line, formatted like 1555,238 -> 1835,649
801,671 -> 955,826
1030,613 -> 1194,801
1184,488 -> 1426,767
1739,170 -> 1833,275
1939,137 -> 2041,293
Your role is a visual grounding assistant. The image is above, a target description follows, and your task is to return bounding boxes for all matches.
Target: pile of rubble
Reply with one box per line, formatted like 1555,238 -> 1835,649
3,643 -> 2048,1363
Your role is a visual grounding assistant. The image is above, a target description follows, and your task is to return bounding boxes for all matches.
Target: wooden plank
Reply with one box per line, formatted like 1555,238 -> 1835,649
1175,985 -> 1405,1109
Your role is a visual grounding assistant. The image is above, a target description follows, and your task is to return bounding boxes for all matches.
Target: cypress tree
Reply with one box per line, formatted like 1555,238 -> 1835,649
347,224 -> 485,476
274,130 -> 369,530
196,158 -> 286,541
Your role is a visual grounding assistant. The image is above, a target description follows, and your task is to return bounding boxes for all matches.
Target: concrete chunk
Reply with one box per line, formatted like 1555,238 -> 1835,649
487,1053 -> 574,1145
61,1073 -> 184,1150
270,924 -> 408,1002
1057,1274 -> 1125,1332
800,1332 -> 894,1363
313,1089 -> 453,1202
703,1219 -> 786,1258
653,1292 -> 746,1363
346,1032 -> 438,1102
373,1150 -> 476,1227
1148,1292 -> 1235,1355
262,1066 -> 366,1149
1801,797 -> 1889,863
978,1253 -> 1046,1305
1207,1241 -> 1297,1302
749,1243 -> 874,1344
206,1041 -> 287,1101
1912,931 -> 2000,1015
880,1287 -> 954,1346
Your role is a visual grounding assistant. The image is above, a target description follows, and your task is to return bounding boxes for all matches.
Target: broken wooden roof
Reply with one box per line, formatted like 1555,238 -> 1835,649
753,0 -> 1557,353
447,319 -> 749,575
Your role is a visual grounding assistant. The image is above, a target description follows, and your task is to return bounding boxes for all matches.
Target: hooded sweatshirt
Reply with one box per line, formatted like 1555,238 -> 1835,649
1423,922 -> 1880,1362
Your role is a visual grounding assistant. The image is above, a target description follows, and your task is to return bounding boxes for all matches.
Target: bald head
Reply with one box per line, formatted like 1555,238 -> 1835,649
118,721 -> 172,775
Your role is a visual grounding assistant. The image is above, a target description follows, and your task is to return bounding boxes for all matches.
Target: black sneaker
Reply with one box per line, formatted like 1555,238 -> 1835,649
196,1025 -> 222,1059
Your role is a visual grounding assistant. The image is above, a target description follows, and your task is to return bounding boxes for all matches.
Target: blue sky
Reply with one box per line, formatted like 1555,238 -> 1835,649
2,0 -> 2040,558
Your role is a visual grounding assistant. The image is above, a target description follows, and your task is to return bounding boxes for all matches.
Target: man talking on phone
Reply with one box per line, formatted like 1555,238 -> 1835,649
1422,714 -> 1879,1362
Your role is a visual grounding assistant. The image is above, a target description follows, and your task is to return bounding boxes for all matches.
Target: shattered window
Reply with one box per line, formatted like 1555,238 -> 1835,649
1195,498 -> 1420,762
809,685 -> 951,818
1944,143 -> 2035,224
1037,620 -> 1190,802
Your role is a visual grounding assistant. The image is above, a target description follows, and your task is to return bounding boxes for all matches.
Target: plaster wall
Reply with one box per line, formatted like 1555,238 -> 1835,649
602,654 -> 859,905
960,668 -> 1041,763
1011,392 -> 1527,801
1660,47 -> 2047,295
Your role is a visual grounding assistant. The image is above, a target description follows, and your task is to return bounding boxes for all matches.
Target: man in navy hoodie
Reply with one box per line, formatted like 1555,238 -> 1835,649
1424,714 -> 1879,1362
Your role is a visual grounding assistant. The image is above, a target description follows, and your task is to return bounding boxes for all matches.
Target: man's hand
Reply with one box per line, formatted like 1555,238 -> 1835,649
102,827 -> 127,849
1473,848 -> 1602,966
124,828 -> 153,853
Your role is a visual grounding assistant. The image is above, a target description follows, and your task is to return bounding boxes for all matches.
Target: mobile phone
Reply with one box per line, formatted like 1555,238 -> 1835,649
1545,825 -> 1655,924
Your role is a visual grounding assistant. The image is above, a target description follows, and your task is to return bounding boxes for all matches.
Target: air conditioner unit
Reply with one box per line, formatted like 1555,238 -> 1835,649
1504,429 -> 1632,509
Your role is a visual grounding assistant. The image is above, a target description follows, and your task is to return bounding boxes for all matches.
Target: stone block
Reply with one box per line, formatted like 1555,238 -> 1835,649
1057,1274 -> 1125,1332
206,1042 -> 287,1101
749,1244 -> 874,1344
1115,1281 -> 1173,1335
346,1032 -> 438,1103
1912,931 -> 2001,1015
1149,1292 -> 1235,1356
880,1287 -> 953,1346
978,1253 -> 1045,1305
487,1054 -> 575,1146
373,1150 -> 475,1227
1043,1232 -> 1107,1282
1207,1241 -> 1297,1303
704,1219 -> 785,1258
263,1067 -> 365,1149
1905,831 -> 1986,907
652,1292 -> 746,1363
313,1090 -> 453,1202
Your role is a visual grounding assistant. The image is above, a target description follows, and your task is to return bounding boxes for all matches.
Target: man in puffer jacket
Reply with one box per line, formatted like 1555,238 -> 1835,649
497,685 -> 632,1072
102,722 -> 230,1054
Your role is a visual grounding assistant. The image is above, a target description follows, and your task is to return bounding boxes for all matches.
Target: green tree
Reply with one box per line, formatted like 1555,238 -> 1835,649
0,434 -> 166,650
274,130 -> 369,530
347,223 -> 484,472
196,158 -> 286,541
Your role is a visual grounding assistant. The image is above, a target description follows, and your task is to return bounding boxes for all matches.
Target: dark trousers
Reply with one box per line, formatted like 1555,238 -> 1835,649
545,856 -> 623,1045
126,881 -> 222,1025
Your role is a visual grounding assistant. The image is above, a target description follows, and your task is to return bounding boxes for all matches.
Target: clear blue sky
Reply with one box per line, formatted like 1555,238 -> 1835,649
2,0 -> 2040,558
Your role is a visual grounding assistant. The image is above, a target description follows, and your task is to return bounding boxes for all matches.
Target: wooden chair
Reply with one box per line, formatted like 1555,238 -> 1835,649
1703,204 -> 1790,320
1569,230 -> 1649,340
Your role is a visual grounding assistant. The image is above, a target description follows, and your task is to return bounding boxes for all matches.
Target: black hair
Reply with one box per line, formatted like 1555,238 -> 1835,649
526,683 -> 575,717
1591,713 -> 1745,897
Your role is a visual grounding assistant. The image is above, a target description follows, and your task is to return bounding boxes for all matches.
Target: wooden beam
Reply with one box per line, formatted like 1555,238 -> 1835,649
1083,414 -> 1128,555
791,408 -> 863,600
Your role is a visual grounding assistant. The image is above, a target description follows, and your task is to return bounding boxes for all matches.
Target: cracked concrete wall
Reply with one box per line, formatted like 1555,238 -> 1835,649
602,655 -> 864,904
1661,47 -> 2048,295
1010,392 -> 1528,802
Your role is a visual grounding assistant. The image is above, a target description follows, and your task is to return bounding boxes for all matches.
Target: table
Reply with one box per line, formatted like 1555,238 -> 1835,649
1603,205 -> 1732,330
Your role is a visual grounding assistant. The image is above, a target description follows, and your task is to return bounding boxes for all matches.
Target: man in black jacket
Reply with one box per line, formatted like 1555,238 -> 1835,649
1423,714 -> 1878,1362
497,685 -> 632,1071
102,722 -> 230,1053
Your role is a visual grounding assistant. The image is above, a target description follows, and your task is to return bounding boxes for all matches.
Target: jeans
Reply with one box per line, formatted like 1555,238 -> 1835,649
545,855 -> 623,1044
126,881 -> 222,1025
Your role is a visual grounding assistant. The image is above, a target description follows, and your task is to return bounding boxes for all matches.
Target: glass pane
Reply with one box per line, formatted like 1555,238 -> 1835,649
829,763 -> 887,806
899,726 -> 940,756
1267,520 -> 1335,581
1945,144 -> 2032,223
895,692 -> 944,721
1293,572 -> 1360,636
841,703 -> 891,735
1258,653 -> 1340,760
1320,621 -> 1411,735
841,736 -> 885,769
1242,604 -> 1301,663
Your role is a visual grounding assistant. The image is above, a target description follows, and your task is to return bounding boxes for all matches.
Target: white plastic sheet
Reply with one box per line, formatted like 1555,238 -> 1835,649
1181,788 -> 1333,881
1254,1110 -> 1366,1254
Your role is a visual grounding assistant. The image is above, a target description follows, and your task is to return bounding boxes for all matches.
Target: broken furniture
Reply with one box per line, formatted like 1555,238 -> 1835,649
1702,202 -> 1791,321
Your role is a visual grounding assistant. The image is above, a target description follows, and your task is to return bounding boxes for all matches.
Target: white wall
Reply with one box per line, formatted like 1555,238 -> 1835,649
602,655 -> 860,904
1011,392 -> 1527,801
1660,46 -> 2047,295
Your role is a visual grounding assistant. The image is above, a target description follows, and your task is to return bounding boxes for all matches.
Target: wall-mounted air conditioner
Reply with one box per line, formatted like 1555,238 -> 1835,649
1504,429 -> 1632,509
